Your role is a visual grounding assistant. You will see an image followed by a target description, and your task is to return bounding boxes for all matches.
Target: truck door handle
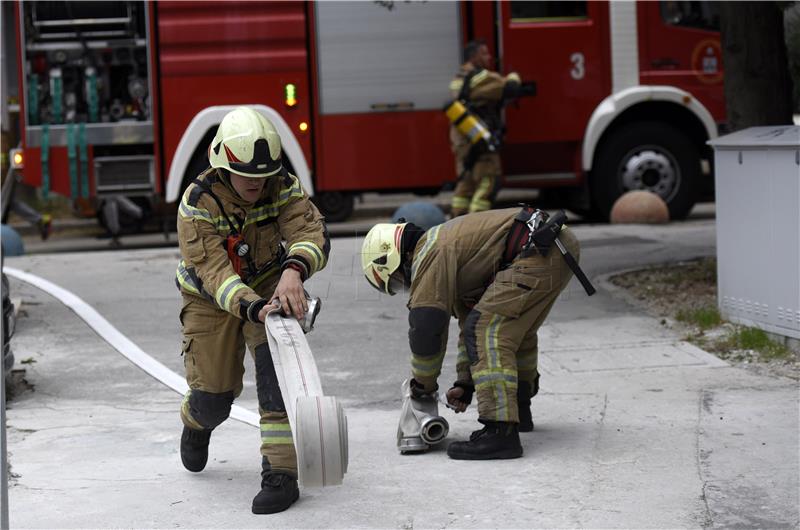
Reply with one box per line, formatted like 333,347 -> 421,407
651,58 -> 679,68
370,102 -> 415,111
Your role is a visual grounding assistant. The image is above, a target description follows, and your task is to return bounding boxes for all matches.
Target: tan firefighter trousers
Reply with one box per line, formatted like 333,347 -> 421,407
463,227 -> 579,423
451,152 -> 502,217
179,292 -> 296,475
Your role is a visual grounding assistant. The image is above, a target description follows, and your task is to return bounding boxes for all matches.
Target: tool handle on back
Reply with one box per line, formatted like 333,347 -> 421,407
560,248 -> 596,296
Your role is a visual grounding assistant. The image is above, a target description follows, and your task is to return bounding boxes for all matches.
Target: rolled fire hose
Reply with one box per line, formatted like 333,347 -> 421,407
264,297 -> 348,488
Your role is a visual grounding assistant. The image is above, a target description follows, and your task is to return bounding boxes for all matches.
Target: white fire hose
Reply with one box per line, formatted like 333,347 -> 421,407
264,297 -> 348,488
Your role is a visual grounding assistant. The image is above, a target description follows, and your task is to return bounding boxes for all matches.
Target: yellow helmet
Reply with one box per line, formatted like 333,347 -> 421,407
361,222 -> 408,295
208,107 -> 283,178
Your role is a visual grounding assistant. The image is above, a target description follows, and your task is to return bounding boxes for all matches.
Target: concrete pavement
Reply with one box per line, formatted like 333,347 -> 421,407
3,217 -> 798,528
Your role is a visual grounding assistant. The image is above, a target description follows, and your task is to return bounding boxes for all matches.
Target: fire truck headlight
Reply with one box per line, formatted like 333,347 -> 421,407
11,149 -> 23,169
299,122 -> 309,132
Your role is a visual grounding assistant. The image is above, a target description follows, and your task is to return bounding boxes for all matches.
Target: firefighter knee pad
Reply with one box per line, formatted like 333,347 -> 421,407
187,389 -> 234,430
253,343 -> 287,412
408,307 -> 449,358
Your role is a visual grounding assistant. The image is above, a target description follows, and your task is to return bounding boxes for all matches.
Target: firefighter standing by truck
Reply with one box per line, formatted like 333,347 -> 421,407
448,39 -> 534,217
175,107 -> 329,513
361,207 -> 591,459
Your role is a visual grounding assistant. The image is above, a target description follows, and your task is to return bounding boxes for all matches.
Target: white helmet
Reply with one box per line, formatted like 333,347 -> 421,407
209,107 -> 283,178
361,222 -> 408,295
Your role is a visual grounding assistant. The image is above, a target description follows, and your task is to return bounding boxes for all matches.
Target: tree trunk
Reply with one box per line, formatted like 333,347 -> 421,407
719,1 -> 794,132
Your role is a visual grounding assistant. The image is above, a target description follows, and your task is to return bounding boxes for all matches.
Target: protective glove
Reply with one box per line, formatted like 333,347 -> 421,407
242,298 -> 269,323
445,381 -> 475,413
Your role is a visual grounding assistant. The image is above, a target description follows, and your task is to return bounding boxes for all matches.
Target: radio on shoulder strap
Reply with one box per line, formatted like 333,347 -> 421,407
193,176 -> 257,280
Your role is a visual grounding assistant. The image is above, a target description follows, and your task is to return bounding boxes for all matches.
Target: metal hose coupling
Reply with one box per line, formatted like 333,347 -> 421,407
397,379 -> 450,453
274,295 -> 322,334
300,296 -> 321,334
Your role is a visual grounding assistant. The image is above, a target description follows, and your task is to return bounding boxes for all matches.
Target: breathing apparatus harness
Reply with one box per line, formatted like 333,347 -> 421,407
192,174 -> 284,283
503,206 -> 596,296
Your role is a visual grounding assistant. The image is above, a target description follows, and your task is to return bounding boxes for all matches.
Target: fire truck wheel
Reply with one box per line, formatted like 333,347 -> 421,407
312,192 -> 354,223
591,122 -> 700,221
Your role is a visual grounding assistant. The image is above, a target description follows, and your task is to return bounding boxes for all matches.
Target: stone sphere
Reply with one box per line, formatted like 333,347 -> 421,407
610,191 -> 670,224
392,202 -> 447,230
1,224 -> 25,256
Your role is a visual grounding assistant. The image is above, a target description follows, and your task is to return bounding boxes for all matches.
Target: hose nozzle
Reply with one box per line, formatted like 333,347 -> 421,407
397,379 -> 450,453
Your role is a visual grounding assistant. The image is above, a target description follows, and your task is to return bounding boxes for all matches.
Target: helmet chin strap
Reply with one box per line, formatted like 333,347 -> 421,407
217,168 -> 230,182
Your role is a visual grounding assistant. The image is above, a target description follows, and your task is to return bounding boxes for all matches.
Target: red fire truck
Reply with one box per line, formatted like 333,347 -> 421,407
9,1 -> 724,229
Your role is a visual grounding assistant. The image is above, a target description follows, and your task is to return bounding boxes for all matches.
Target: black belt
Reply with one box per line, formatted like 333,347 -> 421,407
503,207 -> 595,296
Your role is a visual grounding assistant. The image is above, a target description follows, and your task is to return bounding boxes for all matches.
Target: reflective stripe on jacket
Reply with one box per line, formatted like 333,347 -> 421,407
176,168 -> 330,317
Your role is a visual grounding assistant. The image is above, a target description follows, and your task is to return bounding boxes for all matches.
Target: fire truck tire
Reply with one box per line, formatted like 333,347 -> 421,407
312,192 -> 354,223
591,122 -> 700,221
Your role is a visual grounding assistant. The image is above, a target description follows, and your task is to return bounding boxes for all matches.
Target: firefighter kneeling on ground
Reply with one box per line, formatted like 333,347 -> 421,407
361,208 -> 580,459
175,107 -> 329,513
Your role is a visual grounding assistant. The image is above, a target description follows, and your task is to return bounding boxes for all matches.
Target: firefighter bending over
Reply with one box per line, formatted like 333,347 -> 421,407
175,107 -> 329,513
448,39 -> 534,217
361,208 -> 581,459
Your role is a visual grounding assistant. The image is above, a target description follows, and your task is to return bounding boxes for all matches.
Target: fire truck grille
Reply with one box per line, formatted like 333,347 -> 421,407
94,156 -> 154,195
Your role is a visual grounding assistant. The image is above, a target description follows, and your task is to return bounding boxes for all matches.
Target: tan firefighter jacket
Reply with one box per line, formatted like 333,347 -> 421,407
176,167 -> 329,321
408,208 -> 520,315
448,64 -> 519,167
405,208 -> 525,380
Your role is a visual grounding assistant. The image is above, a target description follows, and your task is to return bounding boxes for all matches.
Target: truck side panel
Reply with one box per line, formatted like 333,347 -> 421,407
148,2 -> 163,194
157,1 -> 311,179
316,111 -> 451,191
312,1 -> 459,192
636,2 -> 725,122
498,1 -> 612,180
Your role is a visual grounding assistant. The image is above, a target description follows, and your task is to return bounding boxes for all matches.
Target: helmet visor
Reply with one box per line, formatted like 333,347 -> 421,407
231,139 -> 282,176
216,138 -> 282,177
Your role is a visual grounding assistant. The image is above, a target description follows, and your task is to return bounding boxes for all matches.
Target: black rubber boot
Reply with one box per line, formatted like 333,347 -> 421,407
518,381 -> 534,433
180,426 -> 212,472
447,421 -> 523,460
252,470 -> 300,514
